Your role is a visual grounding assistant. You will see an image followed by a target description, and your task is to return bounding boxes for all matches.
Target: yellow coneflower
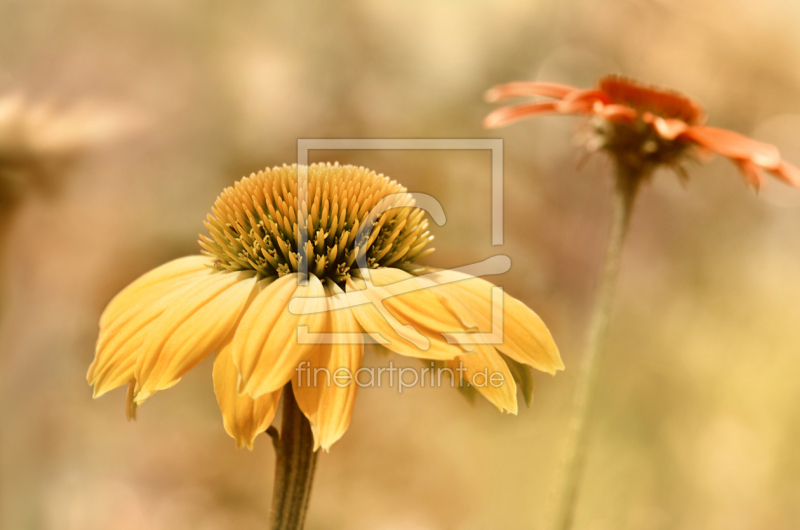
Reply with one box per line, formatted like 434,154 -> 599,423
88,163 -> 562,453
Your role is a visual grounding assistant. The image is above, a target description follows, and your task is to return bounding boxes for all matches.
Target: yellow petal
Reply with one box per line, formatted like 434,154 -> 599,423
134,270 -> 257,404
425,269 -> 563,374
234,274 -> 328,398
293,281 -> 364,451
345,268 -> 467,361
125,380 -> 137,420
100,256 -> 213,329
214,335 -> 281,450
88,273 -> 211,397
448,344 -> 517,414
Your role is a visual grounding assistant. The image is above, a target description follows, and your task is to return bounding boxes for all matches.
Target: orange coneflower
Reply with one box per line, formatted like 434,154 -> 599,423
484,75 -> 800,190
88,163 -> 562,452
484,75 -> 800,530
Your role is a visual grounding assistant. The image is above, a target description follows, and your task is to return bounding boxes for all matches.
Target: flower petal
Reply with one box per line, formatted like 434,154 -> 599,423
99,256 -> 213,329
421,269 -> 563,374
645,114 -> 689,140
88,272 -> 212,398
598,104 -> 637,122
483,102 -> 559,129
774,160 -> 800,187
293,281 -> 364,451
346,268 -> 468,361
484,81 -> 576,102
133,270 -> 257,404
683,126 -> 781,170
449,344 -> 517,414
214,335 -> 281,450
735,159 -> 765,190
234,274 -> 328,398
556,89 -> 612,114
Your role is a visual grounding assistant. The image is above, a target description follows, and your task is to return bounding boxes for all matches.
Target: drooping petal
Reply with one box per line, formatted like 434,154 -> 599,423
448,344 -> 517,414
133,270 -> 257,404
88,271 -> 213,398
421,269 -> 563,374
683,126 -> 782,170
483,102 -> 559,129
556,89 -> 612,114
99,256 -> 213,328
646,114 -> 689,140
293,281 -> 364,451
774,160 -> 800,187
346,268 -> 468,361
234,274 -> 328,398
734,159 -> 765,190
125,380 -> 137,420
597,104 -> 637,123
213,335 -> 281,450
500,353 -> 535,408
484,81 -> 576,102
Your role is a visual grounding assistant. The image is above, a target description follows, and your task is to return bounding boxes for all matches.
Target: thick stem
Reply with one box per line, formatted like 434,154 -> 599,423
552,165 -> 642,530
269,384 -> 318,530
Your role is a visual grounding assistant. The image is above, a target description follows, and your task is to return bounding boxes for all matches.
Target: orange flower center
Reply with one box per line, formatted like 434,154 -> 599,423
599,75 -> 704,125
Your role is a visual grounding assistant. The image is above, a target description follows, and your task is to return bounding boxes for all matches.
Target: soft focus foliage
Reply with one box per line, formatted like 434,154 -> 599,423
1,0 -> 800,529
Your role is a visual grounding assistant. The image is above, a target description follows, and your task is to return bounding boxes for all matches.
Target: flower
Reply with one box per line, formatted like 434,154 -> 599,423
483,75 -> 800,190
88,163 -> 563,451
0,92 -> 145,207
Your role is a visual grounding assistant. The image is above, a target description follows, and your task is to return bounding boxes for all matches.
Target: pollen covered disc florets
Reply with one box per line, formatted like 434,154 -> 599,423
200,163 -> 434,283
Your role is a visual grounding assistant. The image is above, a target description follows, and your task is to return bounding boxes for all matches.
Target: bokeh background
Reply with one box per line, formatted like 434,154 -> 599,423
2,0 -> 800,528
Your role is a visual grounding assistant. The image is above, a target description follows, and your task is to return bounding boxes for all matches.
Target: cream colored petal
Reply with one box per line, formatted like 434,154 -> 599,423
134,270 -> 257,404
448,344 -> 517,414
424,269 -> 563,374
100,256 -> 213,329
214,335 -> 281,450
345,268 -> 467,361
234,274 -> 328,398
88,274 -> 210,397
293,281 -> 364,451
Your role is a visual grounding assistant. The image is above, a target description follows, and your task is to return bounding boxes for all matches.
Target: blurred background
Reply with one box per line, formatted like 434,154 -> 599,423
2,0 -> 800,528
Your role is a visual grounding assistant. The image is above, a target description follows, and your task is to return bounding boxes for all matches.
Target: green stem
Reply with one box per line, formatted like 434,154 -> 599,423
552,165 -> 642,530
269,384 -> 318,530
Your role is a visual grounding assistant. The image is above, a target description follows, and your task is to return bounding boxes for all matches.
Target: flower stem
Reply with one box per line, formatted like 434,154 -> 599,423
269,384 -> 318,530
552,165 -> 642,530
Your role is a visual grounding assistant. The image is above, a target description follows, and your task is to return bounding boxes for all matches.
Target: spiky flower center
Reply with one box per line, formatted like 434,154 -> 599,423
592,76 -> 706,176
200,163 -> 434,283
599,75 -> 704,125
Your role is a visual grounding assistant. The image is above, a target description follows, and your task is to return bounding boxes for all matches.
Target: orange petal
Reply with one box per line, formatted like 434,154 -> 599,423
599,104 -> 638,122
483,102 -> 559,129
556,89 -> 612,114
735,159 -> 764,190
683,126 -> 781,170
772,160 -> 800,187
484,81 -> 576,102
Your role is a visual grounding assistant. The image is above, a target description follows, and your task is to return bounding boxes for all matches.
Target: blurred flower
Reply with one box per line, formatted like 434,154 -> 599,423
0,92 -> 144,207
87,163 -> 562,451
484,75 -> 800,190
